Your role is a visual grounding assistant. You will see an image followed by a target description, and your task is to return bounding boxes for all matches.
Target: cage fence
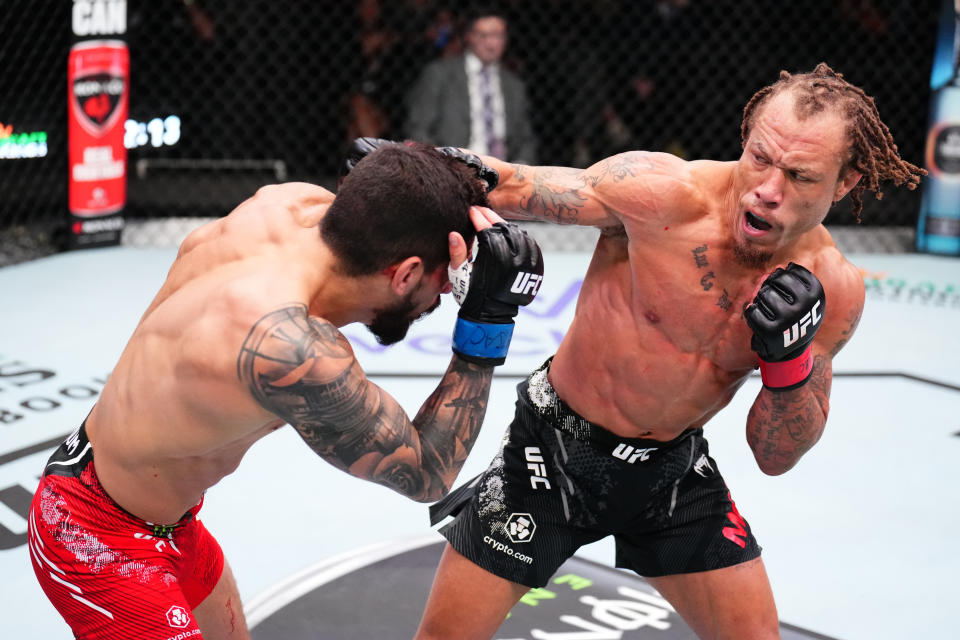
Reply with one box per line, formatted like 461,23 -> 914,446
0,0 -> 939,264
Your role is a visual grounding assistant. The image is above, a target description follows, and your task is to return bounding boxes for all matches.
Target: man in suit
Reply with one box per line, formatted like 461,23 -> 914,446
405,9 -> 536,164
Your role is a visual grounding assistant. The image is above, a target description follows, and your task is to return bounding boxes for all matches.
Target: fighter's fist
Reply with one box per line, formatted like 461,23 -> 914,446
745,262 -> 825,390
435,147 -> 499,192
340,138 -> 499,192
340,137 -> 393,180
452,221 -> 543,366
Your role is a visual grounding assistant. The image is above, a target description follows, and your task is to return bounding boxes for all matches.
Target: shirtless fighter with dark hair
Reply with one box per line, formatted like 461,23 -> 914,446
28,141 -> 541,639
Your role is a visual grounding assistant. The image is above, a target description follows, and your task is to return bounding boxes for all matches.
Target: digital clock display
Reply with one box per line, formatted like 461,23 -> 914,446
124,115 -> 180,149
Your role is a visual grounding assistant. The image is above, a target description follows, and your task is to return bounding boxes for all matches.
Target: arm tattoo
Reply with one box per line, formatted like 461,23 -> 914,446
830,306 -> 862,357
519,167 -> 588,224
584,152 -> 656,186
746,355 -> 832,474
410,357 -> 493,495
238,304 -> 493,500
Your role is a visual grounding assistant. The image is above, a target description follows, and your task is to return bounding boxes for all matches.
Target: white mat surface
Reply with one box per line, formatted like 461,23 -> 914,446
1,247 -> 958,639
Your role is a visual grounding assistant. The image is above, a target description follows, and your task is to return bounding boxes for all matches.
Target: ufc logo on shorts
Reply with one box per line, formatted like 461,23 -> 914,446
782,300 -> 822,348
525,446 -> 551,489
510,272 -> 543,296
134,531 -> 181,555
613,443 -> 657,464
65,428 -> 81,455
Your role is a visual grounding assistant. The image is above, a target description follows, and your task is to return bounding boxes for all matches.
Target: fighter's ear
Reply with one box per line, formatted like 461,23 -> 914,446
383,256 -> 424,295
835,168 -> 862,202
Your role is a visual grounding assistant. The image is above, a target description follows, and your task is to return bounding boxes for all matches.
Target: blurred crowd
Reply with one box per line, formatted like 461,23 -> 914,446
129,0 -> 934,179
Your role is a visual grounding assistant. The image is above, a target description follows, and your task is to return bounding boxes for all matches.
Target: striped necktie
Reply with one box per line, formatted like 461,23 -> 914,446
479,65 -> 506,159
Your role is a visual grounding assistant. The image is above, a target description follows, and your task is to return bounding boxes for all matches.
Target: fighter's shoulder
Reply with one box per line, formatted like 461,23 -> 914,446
803,231 -> 864,296
231,298 -> 356,360
588,151 -> 699,200
248,181 -> 335,207
816,247 -> 865,308
237,182 -> 334,227
800,241 -> 865,354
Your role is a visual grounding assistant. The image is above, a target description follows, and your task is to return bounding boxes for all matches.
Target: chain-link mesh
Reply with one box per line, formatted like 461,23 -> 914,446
0,0 -> 71,266
0,1 -> 941,265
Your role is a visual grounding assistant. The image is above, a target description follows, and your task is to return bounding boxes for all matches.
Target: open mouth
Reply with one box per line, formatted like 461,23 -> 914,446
744,211 -> 772,232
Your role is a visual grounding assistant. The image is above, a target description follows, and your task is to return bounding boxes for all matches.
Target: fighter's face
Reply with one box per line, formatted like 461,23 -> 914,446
466,17 -> 507,65
733,90 -> 859,267
366,266 -> 448,346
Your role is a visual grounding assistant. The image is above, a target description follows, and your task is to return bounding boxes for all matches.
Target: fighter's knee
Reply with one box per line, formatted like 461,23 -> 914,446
413,621 -> 449,640
720,613 -> 779,640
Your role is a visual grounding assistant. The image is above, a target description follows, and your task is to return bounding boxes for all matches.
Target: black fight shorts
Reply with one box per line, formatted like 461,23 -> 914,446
430,361 -> 762,588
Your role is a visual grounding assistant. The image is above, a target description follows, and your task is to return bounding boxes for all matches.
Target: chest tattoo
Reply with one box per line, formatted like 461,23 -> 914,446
700,271 -> 715,291
716,289 -> 732,312
692,244 -> 709,268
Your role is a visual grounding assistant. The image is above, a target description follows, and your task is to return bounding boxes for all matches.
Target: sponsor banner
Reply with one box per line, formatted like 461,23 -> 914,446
917,0 -> 960,255
72,0 -> 127,38
0,121 -> 48,160
859,263 -> 960,308
67,39 -> 129,247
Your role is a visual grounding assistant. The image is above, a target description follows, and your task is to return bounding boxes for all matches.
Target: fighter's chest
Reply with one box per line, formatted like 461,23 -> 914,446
629,243 -> 763,370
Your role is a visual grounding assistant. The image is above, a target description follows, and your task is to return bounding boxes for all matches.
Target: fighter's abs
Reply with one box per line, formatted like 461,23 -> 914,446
550,268 -> 757,438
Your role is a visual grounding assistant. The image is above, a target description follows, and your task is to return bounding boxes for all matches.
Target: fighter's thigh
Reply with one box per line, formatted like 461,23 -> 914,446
645,557 -> 779,640
28,499 -> 199,638
192,559 -> 249,640
416,543 -> 529,640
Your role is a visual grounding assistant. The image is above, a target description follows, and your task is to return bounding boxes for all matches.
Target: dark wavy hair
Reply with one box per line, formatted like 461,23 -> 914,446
741,63 -> 926,222
322,142 -> 487,276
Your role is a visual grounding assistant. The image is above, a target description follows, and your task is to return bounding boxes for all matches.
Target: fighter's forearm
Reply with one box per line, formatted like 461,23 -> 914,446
483,153 -> 652,228
485,159 -> 592,224
239,307 -> 494,502
412,356 -> 494,500
745,355 -> 832,475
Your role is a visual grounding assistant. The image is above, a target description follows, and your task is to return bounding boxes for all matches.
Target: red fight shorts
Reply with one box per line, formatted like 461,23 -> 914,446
28,423 -> 225,639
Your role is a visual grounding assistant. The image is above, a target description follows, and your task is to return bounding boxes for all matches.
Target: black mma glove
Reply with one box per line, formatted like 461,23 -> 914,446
340,137 -> 499,192
744,262 -> 825,391
449,222 -> 543,365
340,137 -> 394,179
435,146 -> 499,192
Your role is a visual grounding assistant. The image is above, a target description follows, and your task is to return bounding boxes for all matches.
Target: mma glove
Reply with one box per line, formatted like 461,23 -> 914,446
744,262 -> 825,391
449,222 -> 543,366
340,137 -> 499,192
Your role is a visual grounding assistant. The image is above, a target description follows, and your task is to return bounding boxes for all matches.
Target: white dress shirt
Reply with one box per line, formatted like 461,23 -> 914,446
465,51 -> 507,158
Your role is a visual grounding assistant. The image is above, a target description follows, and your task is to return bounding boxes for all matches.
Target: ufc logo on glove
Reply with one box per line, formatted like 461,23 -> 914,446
783,300 -> 822,348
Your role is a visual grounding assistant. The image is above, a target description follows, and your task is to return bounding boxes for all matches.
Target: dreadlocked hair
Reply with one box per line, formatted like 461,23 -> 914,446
741,62 -> 926,222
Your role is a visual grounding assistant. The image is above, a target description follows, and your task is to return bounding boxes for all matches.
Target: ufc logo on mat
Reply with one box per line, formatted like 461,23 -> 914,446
783,300 -> 822,348
613,443 -> 657,464
525,447 -> 551,489
511,272 -> 543,296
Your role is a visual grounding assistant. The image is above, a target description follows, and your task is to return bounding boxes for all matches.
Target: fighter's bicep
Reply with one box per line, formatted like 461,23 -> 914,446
817,261 -> 865,359
237,304 -> 368,426
237,304 -> 415,467
807,269 -> 862,408
586,151 -> 694,226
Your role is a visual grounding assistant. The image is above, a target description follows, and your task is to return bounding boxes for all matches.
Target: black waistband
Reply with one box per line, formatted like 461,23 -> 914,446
519,359 -> 699,452
42,420 -> 197,534
44,421 -> 94,479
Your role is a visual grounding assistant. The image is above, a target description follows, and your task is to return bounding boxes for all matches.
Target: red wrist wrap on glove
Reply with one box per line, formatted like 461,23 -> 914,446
759,344 -> 813,390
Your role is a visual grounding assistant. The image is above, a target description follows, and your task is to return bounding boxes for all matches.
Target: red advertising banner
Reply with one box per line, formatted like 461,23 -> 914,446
67,39 -> 128,246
